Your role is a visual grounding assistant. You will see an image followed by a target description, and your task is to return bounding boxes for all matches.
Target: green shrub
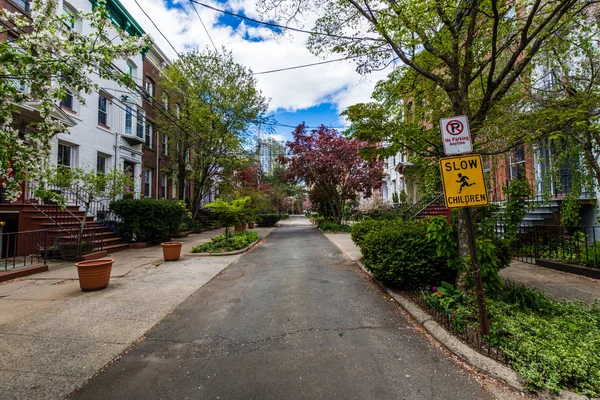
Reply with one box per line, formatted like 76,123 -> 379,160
110,199 -> 186,244
257,213 -> 280,227
191,230 -> 259,253
359,219 -> 456,287
351,219 -> 390,247
494,281 -> 555,314
320,221 -> 352,232
280,213 -> 290,219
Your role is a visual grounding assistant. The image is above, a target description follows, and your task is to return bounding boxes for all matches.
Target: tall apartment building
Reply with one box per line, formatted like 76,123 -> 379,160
258,136 -> 286,174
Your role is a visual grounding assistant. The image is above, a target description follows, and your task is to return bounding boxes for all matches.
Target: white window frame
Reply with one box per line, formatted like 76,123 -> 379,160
144,168 -> 152,197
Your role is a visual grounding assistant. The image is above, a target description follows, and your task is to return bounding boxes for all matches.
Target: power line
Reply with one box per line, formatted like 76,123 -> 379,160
252,55 -> 362,75
189,0 -> 219,53
189,0 -> 380,42
132,0 -> 181,57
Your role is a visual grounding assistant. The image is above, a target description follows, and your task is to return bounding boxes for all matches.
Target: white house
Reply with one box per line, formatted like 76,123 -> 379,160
50,0 -> 147,196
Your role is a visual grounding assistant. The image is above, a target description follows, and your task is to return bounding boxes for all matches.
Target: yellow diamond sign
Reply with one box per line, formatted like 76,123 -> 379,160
440,154 -> 489,208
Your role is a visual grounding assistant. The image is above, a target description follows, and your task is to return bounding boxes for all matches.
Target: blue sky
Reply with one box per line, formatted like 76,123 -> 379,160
122,0 -> 392,142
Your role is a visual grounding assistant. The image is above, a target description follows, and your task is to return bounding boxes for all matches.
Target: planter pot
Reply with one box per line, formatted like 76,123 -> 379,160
161,241 -> 184,261
247,222 -> 255,229
234,225 -> 246,232
75,258 -> 114,291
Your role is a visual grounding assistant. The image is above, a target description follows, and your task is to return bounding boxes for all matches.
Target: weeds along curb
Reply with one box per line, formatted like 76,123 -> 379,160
324,235 -> 595,400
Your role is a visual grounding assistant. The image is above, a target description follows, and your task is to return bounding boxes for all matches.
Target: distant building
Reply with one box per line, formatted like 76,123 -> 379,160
258,136 -> 286,174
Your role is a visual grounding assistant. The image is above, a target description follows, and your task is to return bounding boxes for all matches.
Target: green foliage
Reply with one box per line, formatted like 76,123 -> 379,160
561,192 -> 582,226
190,230 -> 259,253
488,299 -> 600,396
205,197 -> 250,234
426,216 -> 464,271
494,281 -> 554,314
351,219 -> 389,247
358,219 -> 457,287
256,213 -> 281,227
110,199 -> 185,244
502,178 -> 533,237
320,221 -> 352,232
392,192 -> 399,203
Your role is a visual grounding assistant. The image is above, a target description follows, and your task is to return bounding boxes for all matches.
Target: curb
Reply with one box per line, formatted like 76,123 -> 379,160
323,234 -> 594,400
187,238 -> 262,257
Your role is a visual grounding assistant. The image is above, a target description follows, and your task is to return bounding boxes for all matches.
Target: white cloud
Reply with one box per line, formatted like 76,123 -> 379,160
119,0 -> 393,117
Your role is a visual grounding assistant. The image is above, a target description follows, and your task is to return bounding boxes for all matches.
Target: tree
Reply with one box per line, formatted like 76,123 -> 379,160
258,0 -> 596,264
281,124 -> 384,224
156,49 -> 269,217
0,0 -> 151,202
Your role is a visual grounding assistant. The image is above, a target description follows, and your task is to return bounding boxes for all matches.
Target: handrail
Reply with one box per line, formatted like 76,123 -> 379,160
405,193 -> 445,220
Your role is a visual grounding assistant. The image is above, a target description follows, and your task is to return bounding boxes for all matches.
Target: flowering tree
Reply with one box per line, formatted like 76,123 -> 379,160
281,124 -> 384,224
0,0 -> 151,202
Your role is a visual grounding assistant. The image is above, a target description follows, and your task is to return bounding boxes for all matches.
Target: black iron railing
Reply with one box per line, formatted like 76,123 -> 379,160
402,290 -> 509,364
1,229 -> 48,271
507,225 -> 600,269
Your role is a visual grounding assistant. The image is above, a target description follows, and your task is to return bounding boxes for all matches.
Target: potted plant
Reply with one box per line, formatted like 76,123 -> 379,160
161,241 -> 184,261
74,258 -> 115,291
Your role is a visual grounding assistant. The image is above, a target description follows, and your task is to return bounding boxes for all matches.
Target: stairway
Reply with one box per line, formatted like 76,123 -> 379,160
406,193 -> 451,223
8,202 -> 129,257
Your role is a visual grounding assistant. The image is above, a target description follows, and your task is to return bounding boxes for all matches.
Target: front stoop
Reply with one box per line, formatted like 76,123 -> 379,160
0,264 -> 49,282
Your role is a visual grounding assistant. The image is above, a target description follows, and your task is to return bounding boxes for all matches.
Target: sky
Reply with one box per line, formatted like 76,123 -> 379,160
118,0 -> 395,144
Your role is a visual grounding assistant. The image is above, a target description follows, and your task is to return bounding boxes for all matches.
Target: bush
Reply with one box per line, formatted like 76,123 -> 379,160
351,219 -> 391,247
257,213 -> 280,227
320,221 -> 352,232
110,199 -> 186,244
191,230 -> 259,253
359,219 -> 456,287
280,213 -> 290,219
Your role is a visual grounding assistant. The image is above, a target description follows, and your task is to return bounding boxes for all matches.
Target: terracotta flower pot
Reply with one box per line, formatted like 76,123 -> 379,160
234,225 -> 245,232
161,241 -> 184,261
75,258 -> 114,292
247,222 -> 255,229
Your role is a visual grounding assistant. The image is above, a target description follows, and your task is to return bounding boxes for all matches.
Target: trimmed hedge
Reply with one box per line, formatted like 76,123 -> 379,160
191,230 -> 259,253
257,213 -> 280,227
320,221 -> 352,232
110,199 -> 185,244
358,219 -> 456,287
351,219 -> 393,247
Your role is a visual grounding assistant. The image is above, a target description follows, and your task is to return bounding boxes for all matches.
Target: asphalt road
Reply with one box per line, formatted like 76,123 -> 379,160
70,219 -> 494,399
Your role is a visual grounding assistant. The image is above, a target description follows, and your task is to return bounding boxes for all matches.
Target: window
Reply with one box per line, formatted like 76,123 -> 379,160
509,145 -> 526,180
61,92 -> 74,110
96,154 -> 107,175
13,0 -> 29,12
58,144 -> 72,168
161,135 -> 168,155
136,109 -> 144,138
161,173 -> 167,199
175,103 -> 181,118
125,106 -> 133,134
145,78 -> 154,97
145,123 -> 153,148
98,94 -> 108,126
63,5 -> 76,30
162,92 -> 168,109
144,168 -> 152,197
126,61 -> 137,78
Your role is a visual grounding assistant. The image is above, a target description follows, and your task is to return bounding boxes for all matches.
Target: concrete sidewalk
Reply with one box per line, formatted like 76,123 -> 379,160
324,232 -> 600,304
0,227 -> 274,400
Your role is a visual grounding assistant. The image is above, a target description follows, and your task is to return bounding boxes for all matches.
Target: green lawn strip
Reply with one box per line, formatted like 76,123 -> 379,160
190,231 -> 260,253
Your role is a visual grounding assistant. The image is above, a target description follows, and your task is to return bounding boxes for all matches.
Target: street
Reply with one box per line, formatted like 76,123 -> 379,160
70,218 -> 493,399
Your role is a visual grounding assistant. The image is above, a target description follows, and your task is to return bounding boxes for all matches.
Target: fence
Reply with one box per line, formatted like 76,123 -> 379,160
402,290 -> 509,364
1,229 -> 48,271
510,225 -> 600,269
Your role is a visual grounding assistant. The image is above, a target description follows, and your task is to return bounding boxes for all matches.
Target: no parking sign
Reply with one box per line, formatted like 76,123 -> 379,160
440,115 -> 472,155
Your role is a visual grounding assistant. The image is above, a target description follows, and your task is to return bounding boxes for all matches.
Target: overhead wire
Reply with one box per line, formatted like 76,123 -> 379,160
189,0 -> 219,53
188,0 -> 380,42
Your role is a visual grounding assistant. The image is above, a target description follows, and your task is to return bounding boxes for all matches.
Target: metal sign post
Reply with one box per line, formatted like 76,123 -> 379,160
439,115 -> 489,337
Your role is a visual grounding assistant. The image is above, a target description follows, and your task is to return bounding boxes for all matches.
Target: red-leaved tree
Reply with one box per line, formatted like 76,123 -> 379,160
281,124 -> 384,223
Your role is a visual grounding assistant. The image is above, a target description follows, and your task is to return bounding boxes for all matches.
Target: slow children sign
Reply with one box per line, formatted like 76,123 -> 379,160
439,154 -> 488,208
